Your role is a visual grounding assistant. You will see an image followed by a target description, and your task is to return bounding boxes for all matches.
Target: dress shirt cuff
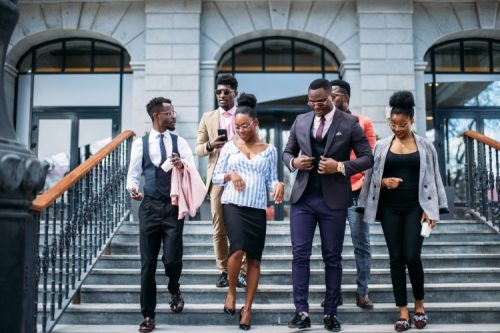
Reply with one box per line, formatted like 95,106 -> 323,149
289,158 -> 297,172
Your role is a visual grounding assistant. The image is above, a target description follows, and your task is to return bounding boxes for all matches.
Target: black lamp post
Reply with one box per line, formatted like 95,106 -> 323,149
0,1 -> 47,332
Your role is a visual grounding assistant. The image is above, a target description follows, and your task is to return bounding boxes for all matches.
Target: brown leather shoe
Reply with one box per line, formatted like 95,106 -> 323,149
356,293 -> 374,309
138,317 -> 155,332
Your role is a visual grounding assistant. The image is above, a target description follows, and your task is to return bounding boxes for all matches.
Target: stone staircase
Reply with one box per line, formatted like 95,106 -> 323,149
48,219 -> 500,332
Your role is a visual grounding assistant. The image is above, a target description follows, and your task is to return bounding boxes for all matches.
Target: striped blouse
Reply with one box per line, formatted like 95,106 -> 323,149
212,140 -> 279,210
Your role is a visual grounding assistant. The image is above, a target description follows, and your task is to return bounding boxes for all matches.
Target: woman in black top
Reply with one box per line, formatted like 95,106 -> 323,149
359,91 -> 448,332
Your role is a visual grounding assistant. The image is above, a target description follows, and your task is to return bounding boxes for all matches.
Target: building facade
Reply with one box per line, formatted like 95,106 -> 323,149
4,0 -> 500,206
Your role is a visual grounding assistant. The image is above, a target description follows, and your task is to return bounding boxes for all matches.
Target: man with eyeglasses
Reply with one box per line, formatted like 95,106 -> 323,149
329,79 -> 376,309
127,97 -> 195,332
283,78 -> 373,332
195,74 -> 247,289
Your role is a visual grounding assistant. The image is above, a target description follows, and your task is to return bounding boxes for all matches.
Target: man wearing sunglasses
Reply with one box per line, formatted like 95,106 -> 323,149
196,74 -> 247,288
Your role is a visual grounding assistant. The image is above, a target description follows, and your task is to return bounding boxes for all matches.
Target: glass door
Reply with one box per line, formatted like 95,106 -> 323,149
31,107 -> 120,188
258,110 -> 304,220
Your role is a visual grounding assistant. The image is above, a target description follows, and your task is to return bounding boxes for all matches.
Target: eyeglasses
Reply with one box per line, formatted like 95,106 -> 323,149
215,89 -> 236,96
307,97 -> 331,107
332,92 -> 345,97
388,122 -> 409,130
157,110 -> 176,116
235,122 -> 254,131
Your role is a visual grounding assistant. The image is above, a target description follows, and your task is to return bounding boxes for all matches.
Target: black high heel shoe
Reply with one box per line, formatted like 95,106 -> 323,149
223,295 -> 235,316
239,306 -> 251,330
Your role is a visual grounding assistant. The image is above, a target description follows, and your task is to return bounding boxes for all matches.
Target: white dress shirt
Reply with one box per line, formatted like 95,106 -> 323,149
126,128 -> 195,191
311,107 -> 335,139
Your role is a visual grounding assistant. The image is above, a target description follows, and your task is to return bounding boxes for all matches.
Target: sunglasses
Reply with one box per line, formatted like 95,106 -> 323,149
215,89 -> 236,96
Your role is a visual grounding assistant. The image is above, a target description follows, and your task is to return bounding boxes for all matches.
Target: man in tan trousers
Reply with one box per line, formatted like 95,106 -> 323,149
196,74 -> 247,288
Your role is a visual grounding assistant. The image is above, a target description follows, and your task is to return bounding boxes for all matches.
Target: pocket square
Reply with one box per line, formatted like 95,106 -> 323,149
335,132 -> 342,136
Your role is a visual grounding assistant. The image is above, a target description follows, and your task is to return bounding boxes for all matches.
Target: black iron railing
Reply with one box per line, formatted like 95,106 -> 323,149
463,130 -> 499,232
31,130 -> 135,333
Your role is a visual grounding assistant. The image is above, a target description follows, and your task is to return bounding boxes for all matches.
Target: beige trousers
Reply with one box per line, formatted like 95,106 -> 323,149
210,185 -> 247,274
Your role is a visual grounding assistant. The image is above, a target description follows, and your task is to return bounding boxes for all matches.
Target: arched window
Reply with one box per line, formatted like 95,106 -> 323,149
423,38 -> 500,203
217,37 -> 340,107
17,38 -> 132,73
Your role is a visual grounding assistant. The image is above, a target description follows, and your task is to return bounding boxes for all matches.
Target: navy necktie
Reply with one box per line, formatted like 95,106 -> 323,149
159,134 -> 167,165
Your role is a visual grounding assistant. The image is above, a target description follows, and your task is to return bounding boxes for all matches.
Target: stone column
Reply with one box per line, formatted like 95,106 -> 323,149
198,60 -> 216,175
414,61 -> 427,136
0,1 -> 47,332
357,0 -> 415,138
144,0 -> 202,149
340,60 -> 362,115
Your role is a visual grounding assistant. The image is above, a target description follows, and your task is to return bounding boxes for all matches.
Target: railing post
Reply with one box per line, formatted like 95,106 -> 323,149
0,1 -> 47,332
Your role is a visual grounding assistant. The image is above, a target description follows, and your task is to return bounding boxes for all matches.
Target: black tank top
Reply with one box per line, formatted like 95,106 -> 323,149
380,150 -> 420,207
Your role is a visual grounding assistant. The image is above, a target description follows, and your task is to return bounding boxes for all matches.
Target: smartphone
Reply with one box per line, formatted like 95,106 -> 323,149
217,128 -> 228,141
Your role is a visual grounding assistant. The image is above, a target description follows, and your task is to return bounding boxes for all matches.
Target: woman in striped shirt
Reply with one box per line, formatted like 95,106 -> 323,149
212,93 -> 284,330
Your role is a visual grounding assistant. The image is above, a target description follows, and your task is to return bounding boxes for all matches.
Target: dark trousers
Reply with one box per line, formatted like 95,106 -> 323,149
290,193 -> 347,315
138,196 -> 184,318
379,204 -> 424,307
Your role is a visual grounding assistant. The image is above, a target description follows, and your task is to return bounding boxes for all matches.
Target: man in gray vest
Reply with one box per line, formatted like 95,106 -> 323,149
127,97 -> 195,332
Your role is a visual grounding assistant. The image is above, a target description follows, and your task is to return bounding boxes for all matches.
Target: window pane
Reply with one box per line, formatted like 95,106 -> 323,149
424,52 -> 432,72
324,51 -> 338,72
265,39 -> 292,71
436,80 -> 500,107
493,42 -> 500,72
94,42 -> 121,72
65,40 -> 92,72
19,54 -> 32,73
235,41 -> 262,71
218,51 -> 232,72
294,41 -> 321,72
434,42 -> 461,72
463,40 -> 489,72
36,43 -> 63,73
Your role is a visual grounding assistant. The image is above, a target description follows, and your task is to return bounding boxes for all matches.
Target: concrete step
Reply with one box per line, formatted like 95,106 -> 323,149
113,220 -> 493,233
92,253 -> 500,270
50,324 -> 500,333
111,230 -> 500,243
83,267 -> 500,285
54,302 -> 500,325
75,283 -> 500,304
108,241 -> 500,255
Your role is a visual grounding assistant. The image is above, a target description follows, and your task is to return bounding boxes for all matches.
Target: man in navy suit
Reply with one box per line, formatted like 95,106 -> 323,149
283,79 -> 374,332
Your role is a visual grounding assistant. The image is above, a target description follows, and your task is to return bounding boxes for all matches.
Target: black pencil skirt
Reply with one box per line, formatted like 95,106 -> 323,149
222,203 -> 267,261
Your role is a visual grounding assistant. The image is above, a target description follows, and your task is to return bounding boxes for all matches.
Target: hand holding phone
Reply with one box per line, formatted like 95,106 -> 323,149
128,187 -> 144,201
217,128 -> 228,141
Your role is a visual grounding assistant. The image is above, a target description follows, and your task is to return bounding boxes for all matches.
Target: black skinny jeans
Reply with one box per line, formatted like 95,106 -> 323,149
379,203 -> 425,307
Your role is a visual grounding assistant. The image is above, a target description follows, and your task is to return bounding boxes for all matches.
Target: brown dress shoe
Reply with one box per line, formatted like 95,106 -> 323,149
356,293 -> 374,309
139,317 -> 155,332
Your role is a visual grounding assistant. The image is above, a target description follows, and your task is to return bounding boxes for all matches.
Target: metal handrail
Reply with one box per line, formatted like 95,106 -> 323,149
462,130 -> 499,232
31,130 -> 135,332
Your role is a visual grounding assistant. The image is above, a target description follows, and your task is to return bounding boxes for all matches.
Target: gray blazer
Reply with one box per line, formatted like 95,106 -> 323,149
358,134 -> 449,223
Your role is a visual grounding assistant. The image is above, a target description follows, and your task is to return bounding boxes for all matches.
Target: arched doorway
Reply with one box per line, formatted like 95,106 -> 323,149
424,38 -> 500,203
15,38 -> 132,187
217,37 -> 341,219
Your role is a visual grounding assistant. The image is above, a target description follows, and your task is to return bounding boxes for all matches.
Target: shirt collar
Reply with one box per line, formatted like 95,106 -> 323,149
219,105 -> 236,115
150,128 -> 170,138
315,106 -> 336,121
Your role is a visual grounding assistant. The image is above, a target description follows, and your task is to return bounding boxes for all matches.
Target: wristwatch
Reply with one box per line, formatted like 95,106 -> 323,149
337,161 -> 346,176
